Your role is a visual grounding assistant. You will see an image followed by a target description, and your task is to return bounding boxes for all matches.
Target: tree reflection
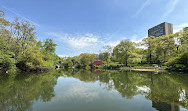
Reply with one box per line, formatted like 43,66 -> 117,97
0,71 -> 61,111
0,70 -> 187,111
63,70 -> 188,110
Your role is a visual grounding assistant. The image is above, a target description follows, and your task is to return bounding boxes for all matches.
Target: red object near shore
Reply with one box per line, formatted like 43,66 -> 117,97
89,61 -> 103,67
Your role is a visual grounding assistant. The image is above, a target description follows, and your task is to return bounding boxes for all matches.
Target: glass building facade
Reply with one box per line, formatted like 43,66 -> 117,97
148,22 -> 173,37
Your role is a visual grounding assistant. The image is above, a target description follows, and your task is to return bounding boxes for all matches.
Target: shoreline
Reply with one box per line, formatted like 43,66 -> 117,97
120,67 -> 165,72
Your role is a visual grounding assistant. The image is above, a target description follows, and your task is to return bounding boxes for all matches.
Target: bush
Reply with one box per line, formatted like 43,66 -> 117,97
85,66 -> 91,70
164,57 -> 179,66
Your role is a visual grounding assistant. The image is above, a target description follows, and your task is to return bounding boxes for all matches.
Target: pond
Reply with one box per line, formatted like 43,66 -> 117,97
0,70 -> 188,111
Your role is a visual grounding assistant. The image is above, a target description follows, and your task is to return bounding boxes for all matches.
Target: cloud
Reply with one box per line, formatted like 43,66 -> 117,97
121,35 -> 144,44
47,32 -> 99,49
104,41 -> 120,47
136,85 -> 150,93
54,80 -> 100,103
1,5 -> 39,27
132,0 -> 152,18
130,35 -> 139,43
176,23 -> 188,28
63,84 -> 99,102
48,32 -> 148,56
174,23 -> 188,33
162,0 -> 180,19
130,35 -> 147,49
58,54 -> 71,58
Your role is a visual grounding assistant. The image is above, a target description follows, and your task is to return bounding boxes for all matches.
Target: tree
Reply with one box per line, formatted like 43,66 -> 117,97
99,52 -> 110,65
0,10 -> 60,72
63,57 -> 73,68
79,53 -> 98,66
156,35 -> 176,63
103,45 -> 113,56
11,18 -> 36,54
113,40 -> 141,66
43,39 -> 57,53
178,52 -> 188,66
99,45 -> 113,65
142,36 -> 157,63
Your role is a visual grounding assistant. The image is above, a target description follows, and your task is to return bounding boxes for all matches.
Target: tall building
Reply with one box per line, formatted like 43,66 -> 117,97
148,22 -> 173,37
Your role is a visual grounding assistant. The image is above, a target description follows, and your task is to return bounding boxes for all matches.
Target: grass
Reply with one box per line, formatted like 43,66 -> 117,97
102,62 -> 167,71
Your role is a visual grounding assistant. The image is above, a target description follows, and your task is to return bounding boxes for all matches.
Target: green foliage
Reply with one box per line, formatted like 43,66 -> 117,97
178,52 -> 188,65
99,52 -> 110,64
0,10 -> 60,73
113,40 -> 141,66
85,66 -> 91,70
42,39 -> 56,53
63,57 -> 73,68
141,31 -> 187,68
164,57 -> 177,66
79,53 -> 98,66
61,53 -> 99,69
165,48 -> 188,66
0,50 -> 16,70
18,46 -> 54,70
0,71 -> 61,111
0,35 -> 16,71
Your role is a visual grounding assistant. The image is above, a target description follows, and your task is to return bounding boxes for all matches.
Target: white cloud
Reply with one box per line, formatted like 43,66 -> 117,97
174,23 -> 188,33
174,29 -> 181,33
55,81 -> 100,103
162,0 -> 180,19
130,35 -> 147,49
104,41 -> 120,47
176,23 -> 188,28
136,85 -> 150,93
123,35 -> 145,44
130,35 -> 140,43
58,54 -> 70,58
48,32 -> 148,56
132,0 -> 153,18
47,32 -> 99,49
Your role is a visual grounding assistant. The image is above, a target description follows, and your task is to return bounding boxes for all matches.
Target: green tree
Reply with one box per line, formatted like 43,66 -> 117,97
79,53 -> 98,66
0,10 -> 60,72
113,40 -> 141,66
43,39 -> 56,53
63,57 -> 73,68
142,36 -> 157,63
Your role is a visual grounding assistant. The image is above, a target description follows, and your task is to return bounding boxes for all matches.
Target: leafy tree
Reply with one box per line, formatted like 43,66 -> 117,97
113,40 -> 141,66
79,53 -> 98,66
0,10 -> 60,72
80,53 -> 92,66
63,57 -> 73,68
178,52 -> 188,65
42,39 -> 56,53
142,36 -> 157,63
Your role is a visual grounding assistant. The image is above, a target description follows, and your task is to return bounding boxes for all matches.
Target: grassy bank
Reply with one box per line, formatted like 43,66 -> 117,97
89,63 -> 187,72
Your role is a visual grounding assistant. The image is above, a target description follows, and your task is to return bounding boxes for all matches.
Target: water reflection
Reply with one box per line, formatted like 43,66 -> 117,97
63,69 -> 188,110
152,101 -> 180,111
0,70 -> 187,111
0,71 -> 61,111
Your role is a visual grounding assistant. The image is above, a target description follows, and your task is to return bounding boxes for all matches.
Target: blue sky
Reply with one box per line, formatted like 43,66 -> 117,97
1,0 -> 188,57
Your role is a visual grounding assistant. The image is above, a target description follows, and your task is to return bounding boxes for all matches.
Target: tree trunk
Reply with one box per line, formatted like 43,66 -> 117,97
125,53 -> 128,66
149,51 -> 152,64
164,51 -> 166,63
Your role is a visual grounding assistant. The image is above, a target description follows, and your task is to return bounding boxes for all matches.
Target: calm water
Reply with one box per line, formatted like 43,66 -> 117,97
0,70 -> 188,111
